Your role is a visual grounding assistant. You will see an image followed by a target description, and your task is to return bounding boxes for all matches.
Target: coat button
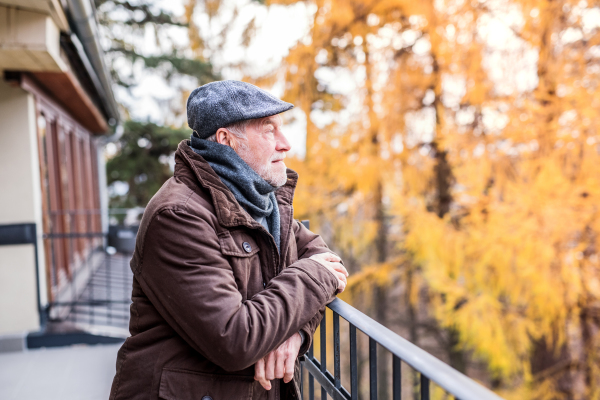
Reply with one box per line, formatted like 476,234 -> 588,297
201,397 -> 213,400
242,242 -> 252,253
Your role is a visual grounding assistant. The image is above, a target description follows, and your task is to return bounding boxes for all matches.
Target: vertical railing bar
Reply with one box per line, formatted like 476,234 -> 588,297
333,311 -> 341,389
300,358 -> 304,400
88,212 -> 94,326
393,355 -> 401,400
107,230 -> 112,326
350,323 -> 358,400
369,337 -> 377,400
69,211 -> 76,324
420,374 -> 429,400
320,312 -> 327,400
121,223 -> 128,326
308,341 -> 314,400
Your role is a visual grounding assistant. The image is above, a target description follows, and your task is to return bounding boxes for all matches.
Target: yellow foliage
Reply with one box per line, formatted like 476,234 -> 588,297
188,0 -> 600,395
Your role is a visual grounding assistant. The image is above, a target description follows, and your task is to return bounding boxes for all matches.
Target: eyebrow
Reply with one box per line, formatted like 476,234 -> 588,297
262,118 -> 279,129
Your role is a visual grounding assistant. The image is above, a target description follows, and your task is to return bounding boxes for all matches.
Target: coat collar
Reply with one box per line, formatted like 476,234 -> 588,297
174,140 -> 298,229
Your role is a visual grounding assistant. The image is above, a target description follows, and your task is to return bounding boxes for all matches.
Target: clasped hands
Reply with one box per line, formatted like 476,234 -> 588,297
308,252 -> 348,293
254,252 -> 348,390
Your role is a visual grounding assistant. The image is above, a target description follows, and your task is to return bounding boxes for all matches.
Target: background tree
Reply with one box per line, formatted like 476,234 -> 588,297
106,121 -> 190,208
232,0 -> 600,398
104,0 -> 600,396
95,0 -> 217,120
96,0 -> 218,208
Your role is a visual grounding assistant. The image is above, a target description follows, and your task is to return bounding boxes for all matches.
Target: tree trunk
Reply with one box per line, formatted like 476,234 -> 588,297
406,268 -> 420,400
364,39 -> 390,399
448,328 -> 467,374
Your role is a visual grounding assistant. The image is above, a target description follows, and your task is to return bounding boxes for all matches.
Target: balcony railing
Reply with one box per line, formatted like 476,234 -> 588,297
27,212 -> 504,398
36,209 -> 138,339
297,220 -> 503,400
300,299 -> 504,400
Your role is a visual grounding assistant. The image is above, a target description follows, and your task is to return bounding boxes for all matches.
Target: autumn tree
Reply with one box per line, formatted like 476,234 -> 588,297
209,0 -> 600,398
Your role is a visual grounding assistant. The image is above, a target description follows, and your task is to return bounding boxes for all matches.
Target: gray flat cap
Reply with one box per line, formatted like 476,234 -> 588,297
187,80 -> 294,139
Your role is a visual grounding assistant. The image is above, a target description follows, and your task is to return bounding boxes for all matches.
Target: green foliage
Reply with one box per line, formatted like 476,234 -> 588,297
95,0 -> 185,27
95,0 -> 218,90
97,1 -> 218,210
107,121 -> 190,208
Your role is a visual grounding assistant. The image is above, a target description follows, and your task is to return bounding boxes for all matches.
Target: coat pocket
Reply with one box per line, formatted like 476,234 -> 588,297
217,230 -> 260,258
158,368 -> 254,400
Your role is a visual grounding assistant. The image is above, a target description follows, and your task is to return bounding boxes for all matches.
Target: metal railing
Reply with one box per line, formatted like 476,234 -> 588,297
36,213 -> 503,398
43,235 -> 133,335
41,209 -> 138,335
300,299 -> 504,400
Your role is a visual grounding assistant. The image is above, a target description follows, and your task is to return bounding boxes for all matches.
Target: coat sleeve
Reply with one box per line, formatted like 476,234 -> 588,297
292,219 -> 343,356
135,209 -> 339,372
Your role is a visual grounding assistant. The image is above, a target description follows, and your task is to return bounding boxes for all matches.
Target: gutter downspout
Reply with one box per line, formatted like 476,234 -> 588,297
67,33 -> 112,121
65,0 -> 119,122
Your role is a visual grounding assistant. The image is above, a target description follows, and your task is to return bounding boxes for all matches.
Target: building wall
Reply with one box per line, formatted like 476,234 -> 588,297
0,80 -> 43,335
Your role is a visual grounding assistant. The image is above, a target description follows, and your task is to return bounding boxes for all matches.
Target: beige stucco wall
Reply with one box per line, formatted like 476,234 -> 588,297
0,245 -> 39,334
0,80 -> 44,335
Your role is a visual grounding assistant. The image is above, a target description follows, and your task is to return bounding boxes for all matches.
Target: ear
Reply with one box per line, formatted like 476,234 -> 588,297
215,128 -> 237,149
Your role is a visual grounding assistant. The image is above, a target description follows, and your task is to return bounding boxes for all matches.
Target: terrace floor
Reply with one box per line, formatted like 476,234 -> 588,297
0,343 -> 122,400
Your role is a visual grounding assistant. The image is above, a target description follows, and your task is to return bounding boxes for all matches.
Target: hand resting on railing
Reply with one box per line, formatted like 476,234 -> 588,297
308,253 -> 349,293
253,252 -> 349,391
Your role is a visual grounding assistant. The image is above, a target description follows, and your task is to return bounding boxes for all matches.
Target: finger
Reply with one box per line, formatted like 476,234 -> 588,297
265,351 -> 276,381
260,378 -> 272,391
323,253 -> 341,262
337,279 -> 347,293
334,271 -> 347,292
283,349 -> 296,383
254,358 -> 272,390
325,260 -> 343,268
254,357 -> 264,381
326,268 -> 346,291
334,270 -> 347,286
274,347 -> 285,379
332,263 -> 349,277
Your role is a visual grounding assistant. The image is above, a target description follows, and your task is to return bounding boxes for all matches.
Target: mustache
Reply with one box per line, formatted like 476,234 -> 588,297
270,153 -> 286,162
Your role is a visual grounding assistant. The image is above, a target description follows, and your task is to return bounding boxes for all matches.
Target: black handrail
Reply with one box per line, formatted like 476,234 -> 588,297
301,298 -> 504,400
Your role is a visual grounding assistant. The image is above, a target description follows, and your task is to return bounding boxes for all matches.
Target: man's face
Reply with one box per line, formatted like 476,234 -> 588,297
236,115 -> 291,187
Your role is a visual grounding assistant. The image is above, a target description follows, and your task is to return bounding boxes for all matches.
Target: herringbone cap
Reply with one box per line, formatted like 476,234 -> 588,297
187,80 -> 294,139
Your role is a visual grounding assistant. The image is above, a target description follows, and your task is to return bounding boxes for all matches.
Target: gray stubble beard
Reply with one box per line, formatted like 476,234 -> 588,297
236,145 -> 288,188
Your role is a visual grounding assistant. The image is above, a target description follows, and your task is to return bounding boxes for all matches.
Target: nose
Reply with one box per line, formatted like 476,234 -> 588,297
275,129 -> 291,153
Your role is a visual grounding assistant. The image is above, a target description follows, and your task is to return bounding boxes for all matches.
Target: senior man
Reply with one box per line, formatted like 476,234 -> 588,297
109,80 -> 348,400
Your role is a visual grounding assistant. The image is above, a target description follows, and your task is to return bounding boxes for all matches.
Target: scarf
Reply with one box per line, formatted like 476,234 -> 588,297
190,134 -> 281,252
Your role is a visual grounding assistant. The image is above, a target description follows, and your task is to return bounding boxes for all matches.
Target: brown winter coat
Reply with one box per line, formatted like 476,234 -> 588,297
109,140 -> 340,400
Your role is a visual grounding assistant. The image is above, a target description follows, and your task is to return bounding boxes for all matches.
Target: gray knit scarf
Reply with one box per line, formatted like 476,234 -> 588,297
190,134 -> 281,252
